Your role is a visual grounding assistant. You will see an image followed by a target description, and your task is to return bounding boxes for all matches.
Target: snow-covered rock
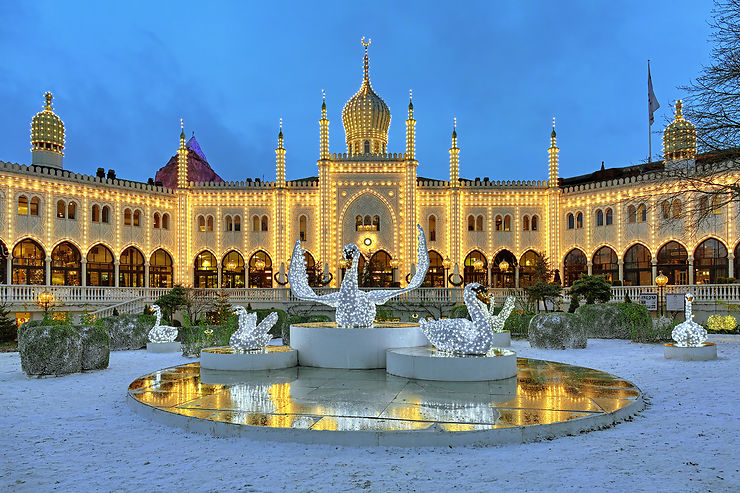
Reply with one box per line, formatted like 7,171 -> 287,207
101,315 -> 150,350
528,312 -> 587,349
18,325 -> 82,376
79,325 -> 110,371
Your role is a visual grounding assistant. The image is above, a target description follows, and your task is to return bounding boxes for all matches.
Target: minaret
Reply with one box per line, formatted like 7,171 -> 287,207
176,119 -> 189,189
548,118 -> 559,187
319,90 -> 330,160
405,90 -> 416,160
31,92 -> 65,169
276,119 -> 286,187
449,118 -> 459,184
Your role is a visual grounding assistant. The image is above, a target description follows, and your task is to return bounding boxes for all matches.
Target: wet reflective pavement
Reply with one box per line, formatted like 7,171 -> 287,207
128,358 -> 641,433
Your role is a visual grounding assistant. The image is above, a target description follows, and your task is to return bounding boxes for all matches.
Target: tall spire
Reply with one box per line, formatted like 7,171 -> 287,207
276,118 -> 286,187
548,117 -> 559,187
405,89 -> 416,160
361,37 -> 371,86
449,118 -> 459,185
44,91 -> 53,110
320,90 -> 330,159
177,118 -> 189,189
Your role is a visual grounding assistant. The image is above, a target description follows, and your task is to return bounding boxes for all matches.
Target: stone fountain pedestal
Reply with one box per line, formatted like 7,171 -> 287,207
200,346 -> 297,371
290,323 -> 428,369
146,342 -> 181,353
664,342 -> 717,361
386,346 -> 518,381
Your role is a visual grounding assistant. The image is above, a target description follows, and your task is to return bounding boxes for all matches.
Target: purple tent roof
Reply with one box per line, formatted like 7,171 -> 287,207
186,134 -> 207,162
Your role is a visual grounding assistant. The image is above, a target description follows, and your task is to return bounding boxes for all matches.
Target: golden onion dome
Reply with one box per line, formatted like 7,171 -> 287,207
342,38 -> 391,154
31,92 -> 65,155
663,100 -> 696,161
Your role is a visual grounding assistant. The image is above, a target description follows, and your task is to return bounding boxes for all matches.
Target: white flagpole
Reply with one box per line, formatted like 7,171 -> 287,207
648,60 -> 652,162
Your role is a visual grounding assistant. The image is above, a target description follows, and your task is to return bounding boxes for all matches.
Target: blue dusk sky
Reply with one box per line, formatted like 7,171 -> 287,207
0,1 -> 713,183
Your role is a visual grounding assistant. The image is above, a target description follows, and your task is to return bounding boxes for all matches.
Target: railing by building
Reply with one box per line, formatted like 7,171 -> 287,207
3,284 -> 739,312
86,297 -> 147,321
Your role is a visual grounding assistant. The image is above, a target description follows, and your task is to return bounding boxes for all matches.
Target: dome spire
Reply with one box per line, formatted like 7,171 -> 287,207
361,37 -> 371,86
663,100 -> 696,161
44,91 -> 53,110
31,91 -> 65,168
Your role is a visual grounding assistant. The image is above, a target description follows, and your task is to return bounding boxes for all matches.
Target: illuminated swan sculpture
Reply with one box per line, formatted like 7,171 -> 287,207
230,306 -> 278,351
419,283 -> 497,355
671,293 -> 708,347
148,304 -> 178,343
288,224 -> 430,328
480,295 -> 516,333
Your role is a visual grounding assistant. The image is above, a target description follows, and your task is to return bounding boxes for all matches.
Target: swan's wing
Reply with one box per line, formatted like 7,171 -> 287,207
367,225 -> 429,304
288,239 -> 339,307
255,312 -> 279,336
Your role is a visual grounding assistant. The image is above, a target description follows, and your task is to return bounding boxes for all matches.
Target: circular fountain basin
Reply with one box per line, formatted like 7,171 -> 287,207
290,322 -> 428,369
147,342 -> 181,353
386,346 -> 517,381
200,345 -> 297,371
490,331 -> 511,347
664,342 -> 717,361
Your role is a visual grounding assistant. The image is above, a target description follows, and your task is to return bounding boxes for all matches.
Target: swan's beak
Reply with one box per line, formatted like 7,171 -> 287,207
687,295 -> 693,302
476,291 -> 491,305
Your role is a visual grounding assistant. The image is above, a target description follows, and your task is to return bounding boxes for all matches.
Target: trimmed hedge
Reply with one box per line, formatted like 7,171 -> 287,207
18,323 -> 111,376
528,312 -> 587,349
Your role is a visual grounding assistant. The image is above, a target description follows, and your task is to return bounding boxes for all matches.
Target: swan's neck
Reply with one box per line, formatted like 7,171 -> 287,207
685,299 -> 692,322
464,290 -> 488,328
342,254 -> 359,291
154,310 -> 161,327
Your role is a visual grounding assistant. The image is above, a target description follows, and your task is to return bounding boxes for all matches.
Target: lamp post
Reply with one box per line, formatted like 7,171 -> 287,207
655,270 -> 669,317
473,258 -> 484,285
37,290 -> 54,316
443,256 -> 452,288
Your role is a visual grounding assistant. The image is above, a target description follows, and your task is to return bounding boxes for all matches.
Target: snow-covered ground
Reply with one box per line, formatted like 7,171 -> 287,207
1,336 -> 738,492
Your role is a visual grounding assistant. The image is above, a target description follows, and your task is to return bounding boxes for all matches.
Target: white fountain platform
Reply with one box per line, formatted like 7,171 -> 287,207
664,342 -> 718,361
290,323 -> 428,369
386,346 -> 518,381
147,342 -> 181,353
200,345 -> 297,371
490,331 -> 511,347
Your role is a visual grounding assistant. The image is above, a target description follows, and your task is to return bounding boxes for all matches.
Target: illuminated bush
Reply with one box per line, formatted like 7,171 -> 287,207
706,314 -> 737,332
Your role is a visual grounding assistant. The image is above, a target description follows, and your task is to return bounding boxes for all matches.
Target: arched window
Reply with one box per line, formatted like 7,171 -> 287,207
101,206 -> 110,223
221,250 -> 245,288
563,248 -> 587,287
355,215 -> 363,231
120,247 -> 145,287
51,242 -> 81,286
422,251 -> 445,287
711,194 -> 723,214
463,250 -> 488,285
206,215 -> 214,232
503,215 -> 511,231
699,195 -> 709,215
249,250 -> 273,288
531,215 -> 539,231
153,213 -> 160,229
476,215 -> 484,232
30,196 -> 40,216
596,209 -> 604,227
576,212 -> 583,229
0,240 -> 7,285
364,215 -> 372,227
522,215 -> 530,231
661,201 -> 671,219
57,200 -> 66,219
124,208 -> 132,226
12,239 -> 45,285
428,215 -> 437,242
657,241 -> 688,285
162,213 -> 170,229
299,215 -> 307,241
519,250 -> 543,287
86,244 -> 114,286
133,210 -> 141,227
149,249 -> 173,288
637,203 -> 647,222
567,213 -> 574,230
194,251 -> 218,288
198,216 -> 206,232
627,205 -> 636,223
261,215 -> 268,231
67,202 -> 76,220
623,244 -> 652,286
92,204 -> 100,222
495,215 -> 503,232
233,215 -> 241,232
372,215 -> 380,231
592,246 -> 618,283
605,208 -> 613,225
225,215 -> 233,232
17,195 -> 28,215
672,199 -> 682,219
253,215 -> 260,231
694,238 -> 728,284
362,250 -> 393,287
468,215 -> 476,231
364,140 -> 370,154
491,249 -> 517,288
303,250 -> 318,287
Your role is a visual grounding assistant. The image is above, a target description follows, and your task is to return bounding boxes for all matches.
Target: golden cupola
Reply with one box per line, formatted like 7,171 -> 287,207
663,100 -> 696,161
31,92 -> 65,169
342,38 -> 391,155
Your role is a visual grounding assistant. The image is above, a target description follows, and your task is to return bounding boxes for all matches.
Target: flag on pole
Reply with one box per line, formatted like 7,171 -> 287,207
648,61 -> 660,125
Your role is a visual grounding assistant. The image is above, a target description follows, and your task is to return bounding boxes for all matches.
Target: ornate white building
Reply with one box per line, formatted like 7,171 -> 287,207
0,43 -> 737,300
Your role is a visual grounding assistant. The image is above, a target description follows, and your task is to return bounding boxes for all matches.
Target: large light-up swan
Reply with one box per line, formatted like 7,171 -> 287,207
148,304 -> 178,343
288,225 -> 430,328
230,306 -> 279,351
480,295 -> 515,333
672,293 -> 708,347
419,283 -> 496,355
